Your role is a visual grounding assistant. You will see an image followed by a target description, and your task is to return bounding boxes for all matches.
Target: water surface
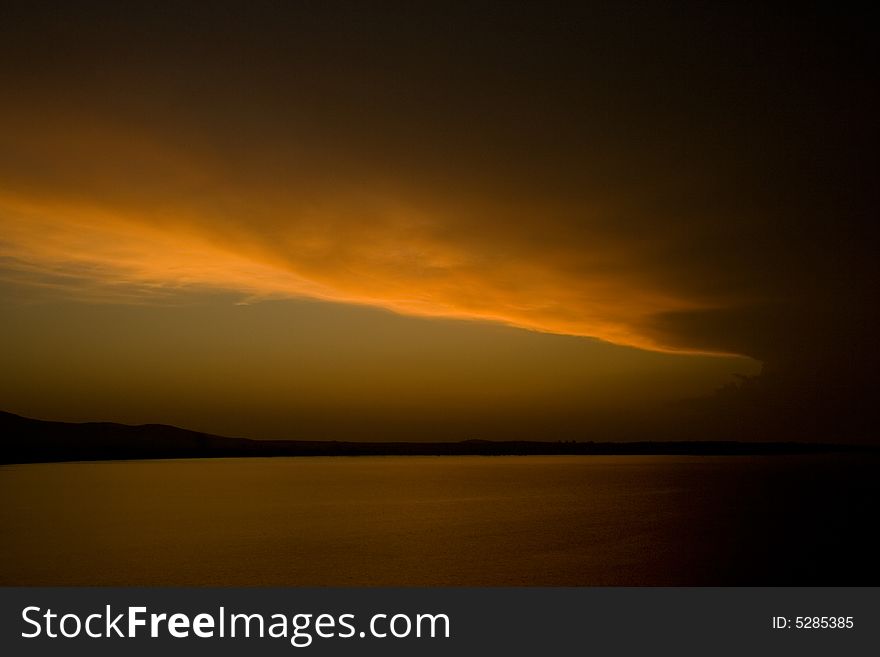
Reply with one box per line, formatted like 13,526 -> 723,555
1,455 -> 876,585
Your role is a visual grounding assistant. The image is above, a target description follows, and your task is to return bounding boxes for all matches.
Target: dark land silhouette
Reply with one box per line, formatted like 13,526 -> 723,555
1,410 -> 872,465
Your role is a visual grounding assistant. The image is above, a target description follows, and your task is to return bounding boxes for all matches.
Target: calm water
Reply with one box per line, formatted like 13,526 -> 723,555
1,455 -> 877,586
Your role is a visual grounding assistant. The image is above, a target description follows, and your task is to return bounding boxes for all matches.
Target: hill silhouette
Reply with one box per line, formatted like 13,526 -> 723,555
1,411 -> 872,465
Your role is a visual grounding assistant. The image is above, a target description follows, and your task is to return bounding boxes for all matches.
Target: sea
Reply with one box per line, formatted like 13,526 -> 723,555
1,455 -> 876,586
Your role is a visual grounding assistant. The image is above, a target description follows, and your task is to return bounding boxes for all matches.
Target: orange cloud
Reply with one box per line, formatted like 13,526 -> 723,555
0,105 -> 731,355
0,185 -> 715,353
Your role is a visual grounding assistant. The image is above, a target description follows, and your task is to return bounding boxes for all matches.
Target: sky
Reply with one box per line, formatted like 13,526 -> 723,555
0,2 -> 875,441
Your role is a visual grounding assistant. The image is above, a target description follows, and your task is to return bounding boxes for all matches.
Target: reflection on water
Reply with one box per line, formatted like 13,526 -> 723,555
1,455 -> 877,585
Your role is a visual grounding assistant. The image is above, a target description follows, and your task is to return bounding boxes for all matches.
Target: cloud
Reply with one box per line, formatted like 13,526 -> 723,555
0,1 -> 875,377
0,134 -> 718,355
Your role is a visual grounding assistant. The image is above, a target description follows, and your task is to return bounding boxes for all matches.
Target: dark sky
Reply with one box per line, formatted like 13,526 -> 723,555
0,2 -> 876,441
